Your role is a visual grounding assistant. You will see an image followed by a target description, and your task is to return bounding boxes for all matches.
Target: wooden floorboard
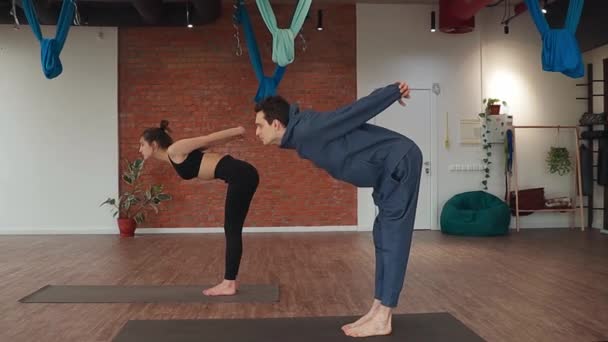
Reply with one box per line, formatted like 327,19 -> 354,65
1,229 -> 607,342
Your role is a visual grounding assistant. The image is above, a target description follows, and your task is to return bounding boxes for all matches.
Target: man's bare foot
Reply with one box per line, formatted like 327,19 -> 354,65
202,279 -> 237,296
341,299 -> 381,331
344,304 -> 392,338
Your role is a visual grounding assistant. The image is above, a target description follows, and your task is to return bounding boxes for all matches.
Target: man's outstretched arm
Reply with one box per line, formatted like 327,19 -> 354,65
302,82 -> 409,140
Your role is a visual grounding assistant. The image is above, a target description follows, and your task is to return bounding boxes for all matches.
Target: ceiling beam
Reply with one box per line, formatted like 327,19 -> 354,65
3,0 -> 223,27
14,0 -> 59,26
191,0 -> 222,24
545,0 -> 608,52
131,0 -> 164,24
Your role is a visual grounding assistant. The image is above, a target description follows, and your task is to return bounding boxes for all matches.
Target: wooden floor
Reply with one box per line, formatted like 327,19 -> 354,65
1,229 -> 607,342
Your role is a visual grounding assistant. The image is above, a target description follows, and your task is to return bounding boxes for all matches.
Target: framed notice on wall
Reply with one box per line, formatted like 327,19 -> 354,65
460,118 -> 482,144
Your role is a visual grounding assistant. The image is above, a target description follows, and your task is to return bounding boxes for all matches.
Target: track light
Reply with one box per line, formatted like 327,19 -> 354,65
186,1 -> 193,28
542,0 -> 548,13
504,25 -> 509,34
317,9 -> 323,31
430,11 -> 436,32
10,0 -> 20,30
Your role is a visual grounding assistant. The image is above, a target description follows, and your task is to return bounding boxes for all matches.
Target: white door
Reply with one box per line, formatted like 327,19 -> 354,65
373,89 -> 434,230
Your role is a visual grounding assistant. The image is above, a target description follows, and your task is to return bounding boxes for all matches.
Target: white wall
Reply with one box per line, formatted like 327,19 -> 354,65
357,4 -> 586,229
584,44 -> 608,113
1,6 -> 595,233
479,6 -> 585,229
582,44 -> 608,229
0,25 -> 118,233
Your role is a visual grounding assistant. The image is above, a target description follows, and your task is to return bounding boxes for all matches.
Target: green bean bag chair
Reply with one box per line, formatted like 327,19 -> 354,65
440,191 -> 511,236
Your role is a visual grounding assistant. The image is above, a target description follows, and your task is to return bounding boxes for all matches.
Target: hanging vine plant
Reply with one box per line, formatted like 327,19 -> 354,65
477,98 -> 507,190
546,147 -> 572,175
479,113 -> 492,190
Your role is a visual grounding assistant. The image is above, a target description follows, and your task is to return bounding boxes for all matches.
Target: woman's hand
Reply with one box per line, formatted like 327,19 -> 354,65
235,126 -> 246,136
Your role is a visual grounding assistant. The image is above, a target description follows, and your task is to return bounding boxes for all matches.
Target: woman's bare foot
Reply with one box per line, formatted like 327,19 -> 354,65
202,279 -> 237,296
341,299 -> 381,331
343,304 -> 392,338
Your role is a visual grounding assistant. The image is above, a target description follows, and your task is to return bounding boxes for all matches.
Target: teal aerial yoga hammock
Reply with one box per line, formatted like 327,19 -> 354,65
22,0 -> 75,79
234,1 -> 286,103
524,0 -> 584,78
256,0 -> 312,67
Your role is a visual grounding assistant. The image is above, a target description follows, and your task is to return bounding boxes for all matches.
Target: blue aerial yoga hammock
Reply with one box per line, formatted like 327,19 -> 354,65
504,128 -> 513,201
524,0 -> 584,78
234,1 -> 286,103
22,0 -> 76,79
505,129 -> 513,175
256,0 -> 312,67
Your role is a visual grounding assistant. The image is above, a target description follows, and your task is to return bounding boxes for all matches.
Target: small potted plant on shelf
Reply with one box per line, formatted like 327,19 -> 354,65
100,159 -> 171,237
483,98 -> 507,115
546,147 -> 572,176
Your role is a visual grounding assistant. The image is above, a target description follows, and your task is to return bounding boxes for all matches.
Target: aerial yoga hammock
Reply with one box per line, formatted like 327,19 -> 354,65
255,0 -> 312,67
234,1 -> 285,103
233,0 -> 311,103
524,0 -> 585,78
22,0 -> 76,79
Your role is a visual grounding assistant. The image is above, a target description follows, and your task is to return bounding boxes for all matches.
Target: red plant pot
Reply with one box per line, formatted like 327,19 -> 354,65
489,104 -> 501,115
117,218 -> 137,237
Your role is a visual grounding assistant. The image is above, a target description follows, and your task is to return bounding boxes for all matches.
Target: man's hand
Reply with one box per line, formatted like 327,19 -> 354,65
396,81 -> 410,107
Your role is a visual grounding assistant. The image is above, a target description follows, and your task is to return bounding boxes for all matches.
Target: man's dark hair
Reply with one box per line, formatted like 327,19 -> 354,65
255,96 -> 290,126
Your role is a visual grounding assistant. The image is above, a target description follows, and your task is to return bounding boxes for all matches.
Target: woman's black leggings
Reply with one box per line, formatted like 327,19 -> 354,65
214,155 -> 259,280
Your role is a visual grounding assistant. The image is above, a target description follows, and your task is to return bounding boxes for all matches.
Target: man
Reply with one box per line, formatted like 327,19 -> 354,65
254,81 -> 422,338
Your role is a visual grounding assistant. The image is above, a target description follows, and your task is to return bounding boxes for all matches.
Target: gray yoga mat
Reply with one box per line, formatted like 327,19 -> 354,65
18,284 -> 279,303
112,313 -> 485,342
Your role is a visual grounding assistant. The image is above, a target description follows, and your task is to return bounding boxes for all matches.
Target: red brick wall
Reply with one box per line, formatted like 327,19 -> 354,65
119,4 -> 356,228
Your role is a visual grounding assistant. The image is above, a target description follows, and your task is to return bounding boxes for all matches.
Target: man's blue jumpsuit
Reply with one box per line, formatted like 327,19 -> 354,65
279,83 -> 423,307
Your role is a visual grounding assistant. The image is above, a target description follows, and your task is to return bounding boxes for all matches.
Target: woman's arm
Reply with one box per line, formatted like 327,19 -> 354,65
167,126 -> 245,156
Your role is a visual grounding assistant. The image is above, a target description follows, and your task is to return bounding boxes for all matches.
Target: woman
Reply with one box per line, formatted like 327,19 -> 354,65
139,120 -> 259,296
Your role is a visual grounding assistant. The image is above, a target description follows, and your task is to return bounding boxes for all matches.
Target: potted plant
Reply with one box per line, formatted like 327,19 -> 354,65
100,159 -> 171,237
546,147 -> 571,176
483,98 -> 507,115
477,98 -> 509,190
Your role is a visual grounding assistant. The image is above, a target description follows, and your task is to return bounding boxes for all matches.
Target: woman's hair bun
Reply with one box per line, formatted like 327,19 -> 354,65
160,120 -> 170,131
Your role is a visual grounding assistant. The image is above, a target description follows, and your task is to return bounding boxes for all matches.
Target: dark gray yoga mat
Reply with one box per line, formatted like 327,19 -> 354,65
18,284 -> 279,303
112,313 -> 485,342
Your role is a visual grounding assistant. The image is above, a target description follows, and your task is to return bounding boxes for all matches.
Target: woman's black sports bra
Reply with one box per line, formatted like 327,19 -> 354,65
169,149 -> 204,180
